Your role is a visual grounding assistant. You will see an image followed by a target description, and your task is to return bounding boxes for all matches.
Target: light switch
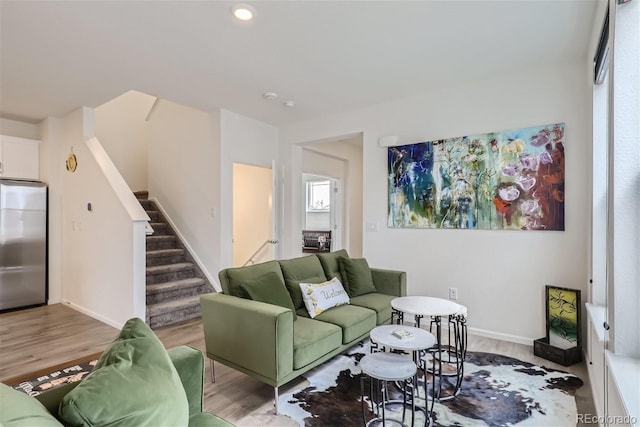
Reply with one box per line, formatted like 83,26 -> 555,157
366,222 -> 379,232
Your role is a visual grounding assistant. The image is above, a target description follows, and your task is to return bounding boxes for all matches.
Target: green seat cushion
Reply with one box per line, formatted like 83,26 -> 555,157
339,257 -> 376,297
220,261 -> 285,298
350,292 -> 396,325
238,271 -> 296,321
189,412 -> 236,427
302,304 -> 376,344
279,255 -> 328,310
292,317 -> 342,370
0,383 -> 62,427
59,318 -> 189,427
316,250 -> 349,287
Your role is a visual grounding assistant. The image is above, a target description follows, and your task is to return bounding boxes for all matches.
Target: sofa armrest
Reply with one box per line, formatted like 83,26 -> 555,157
34,381 -> 79,417
167,345 -> 205,418
371,268 -> 407,297
200,293 -> 294,385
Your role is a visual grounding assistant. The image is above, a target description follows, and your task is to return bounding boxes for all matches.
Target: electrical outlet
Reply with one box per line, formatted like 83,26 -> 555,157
449,287 -> 458,300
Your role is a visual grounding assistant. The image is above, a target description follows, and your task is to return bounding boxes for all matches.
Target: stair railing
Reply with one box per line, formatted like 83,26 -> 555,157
243,239 -> 279,266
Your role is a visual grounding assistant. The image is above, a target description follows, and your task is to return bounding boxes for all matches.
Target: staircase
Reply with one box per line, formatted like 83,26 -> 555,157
135,191 -> 214,329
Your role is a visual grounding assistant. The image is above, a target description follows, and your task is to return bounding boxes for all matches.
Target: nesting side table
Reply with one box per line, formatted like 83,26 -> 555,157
360,352 -> 417,427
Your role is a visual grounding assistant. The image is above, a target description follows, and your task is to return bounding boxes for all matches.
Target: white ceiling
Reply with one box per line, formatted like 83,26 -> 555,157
0,0 -> 601,126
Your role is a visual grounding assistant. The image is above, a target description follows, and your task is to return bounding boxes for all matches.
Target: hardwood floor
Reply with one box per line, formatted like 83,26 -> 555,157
1,303 -> 595,426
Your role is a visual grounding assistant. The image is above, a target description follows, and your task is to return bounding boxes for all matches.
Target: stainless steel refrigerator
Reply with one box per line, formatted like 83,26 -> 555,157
0,179 -> 47,311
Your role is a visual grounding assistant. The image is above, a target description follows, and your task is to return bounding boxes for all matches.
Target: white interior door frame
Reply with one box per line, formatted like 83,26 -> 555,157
329,178 -> 342,252
271,159 -> 279,260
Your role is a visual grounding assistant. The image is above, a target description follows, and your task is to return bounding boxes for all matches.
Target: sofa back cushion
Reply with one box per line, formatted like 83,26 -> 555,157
279,255 -> 328,310
59,318 -> 189,427
219,260 -> 285,297
339,257 -> 376,297
238,271 -> 297,321
316,249 -> 350,289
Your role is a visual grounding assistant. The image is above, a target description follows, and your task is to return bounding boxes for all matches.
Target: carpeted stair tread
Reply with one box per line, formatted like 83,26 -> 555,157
146,262 -> 194,274
146,248 -> 186,267
146,235 -> 175,242
146,277 -> 204,295
146,295 -> 201,316
148,222 -> 169,234
145,210 -> 163,222
146,248 -> 184,258
146,235 -> 176,250
139,200 -> 156,210
134,191 -> 149,200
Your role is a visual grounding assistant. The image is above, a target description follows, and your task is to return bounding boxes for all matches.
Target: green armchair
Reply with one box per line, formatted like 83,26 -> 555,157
1,318 -> 234,427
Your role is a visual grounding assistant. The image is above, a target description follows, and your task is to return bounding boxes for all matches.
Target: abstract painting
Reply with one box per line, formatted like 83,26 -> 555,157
546,285 -> 580,350
388,123 -> 565,230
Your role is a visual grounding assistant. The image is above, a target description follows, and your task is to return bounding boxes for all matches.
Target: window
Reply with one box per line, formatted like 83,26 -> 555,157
306,180 -> 330,212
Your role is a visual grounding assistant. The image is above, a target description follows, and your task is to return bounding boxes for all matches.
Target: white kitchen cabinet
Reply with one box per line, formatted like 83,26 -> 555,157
0,135 -> 41,180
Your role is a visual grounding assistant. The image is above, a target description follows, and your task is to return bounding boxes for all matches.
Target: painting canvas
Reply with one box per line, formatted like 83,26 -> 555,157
546,285 -> 580,350
388,123 -> 565,230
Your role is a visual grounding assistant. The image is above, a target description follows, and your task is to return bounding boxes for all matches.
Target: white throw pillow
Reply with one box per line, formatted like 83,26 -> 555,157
299,277 -> 350,318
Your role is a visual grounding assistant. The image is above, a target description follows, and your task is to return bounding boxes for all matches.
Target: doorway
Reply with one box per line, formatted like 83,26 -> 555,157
232,163 -> 275,267
299,135 -> 363,257
301,174 -> 342,254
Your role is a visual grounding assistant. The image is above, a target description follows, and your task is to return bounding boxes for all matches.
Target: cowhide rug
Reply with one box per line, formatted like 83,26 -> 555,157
278,341 -> 583,427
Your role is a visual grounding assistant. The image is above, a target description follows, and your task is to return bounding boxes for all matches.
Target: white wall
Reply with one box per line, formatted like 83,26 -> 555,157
147,100 -> 221,287
95,90 -> 156,192
232,163 -> 273,267
0,118 -> 41,140
59,108 -> 147,328
220,109 -> 279,268
281,60 -> 591,343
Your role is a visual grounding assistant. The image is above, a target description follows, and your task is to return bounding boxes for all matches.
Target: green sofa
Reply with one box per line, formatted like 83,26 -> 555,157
200,250 -> 406,412
0,318 -> 234,427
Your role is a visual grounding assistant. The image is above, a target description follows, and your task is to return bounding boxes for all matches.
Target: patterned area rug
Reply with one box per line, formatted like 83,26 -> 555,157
278,341 -> 583,427
6,353 -> 101,397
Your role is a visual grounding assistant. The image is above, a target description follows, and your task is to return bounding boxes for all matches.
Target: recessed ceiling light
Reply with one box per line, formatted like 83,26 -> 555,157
262,92 -> 278,100
283,100 -> 295,108
231,4 -> 256,21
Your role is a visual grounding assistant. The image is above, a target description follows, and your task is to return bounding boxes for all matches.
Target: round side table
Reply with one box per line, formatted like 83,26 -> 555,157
391,296 -> 463,401
360,352 -> 417,427
370,324 -> 437,425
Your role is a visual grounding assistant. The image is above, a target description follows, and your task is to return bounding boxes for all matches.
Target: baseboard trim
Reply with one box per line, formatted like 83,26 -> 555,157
401,317 -> 535,346
467,326 -> 535,346
62,300 -> 123,330
149,197 -> 221,292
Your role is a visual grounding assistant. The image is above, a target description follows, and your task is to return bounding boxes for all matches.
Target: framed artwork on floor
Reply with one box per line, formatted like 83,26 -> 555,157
546,285 -> 581,349
534,285 -> 582,366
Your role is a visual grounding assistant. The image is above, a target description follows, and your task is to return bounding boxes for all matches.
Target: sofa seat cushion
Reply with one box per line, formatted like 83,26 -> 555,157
293,317 -> 342,370
307,304 -> 376,344
189,412 -> 236,427
279,255 -> 328,310
0,383 -> 62,427
59,318 -> 189,427
350,292 -> 396,325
